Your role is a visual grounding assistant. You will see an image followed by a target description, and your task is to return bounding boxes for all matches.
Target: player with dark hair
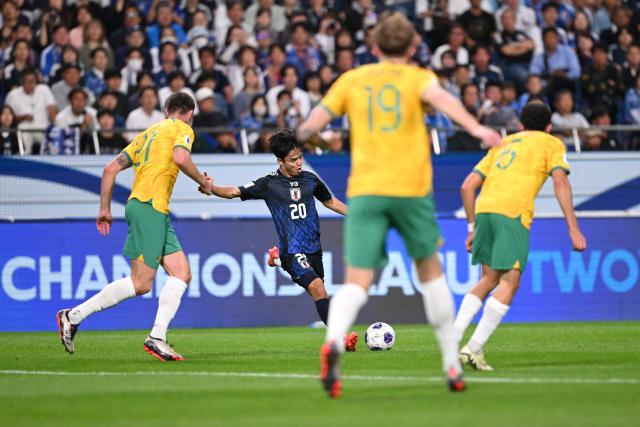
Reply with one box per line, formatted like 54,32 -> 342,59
56,92 -> 213,361
454,102 -> 587,371
200,129 -> 357,351
298,12 -> 503,398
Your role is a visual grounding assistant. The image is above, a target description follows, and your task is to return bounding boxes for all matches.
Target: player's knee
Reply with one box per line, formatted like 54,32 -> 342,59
307,279 -> 327,300
174,269 -> 191,285
132,279 -> 154,295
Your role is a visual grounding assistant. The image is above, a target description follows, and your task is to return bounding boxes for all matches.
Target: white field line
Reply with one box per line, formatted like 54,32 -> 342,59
0,370 -> 638,385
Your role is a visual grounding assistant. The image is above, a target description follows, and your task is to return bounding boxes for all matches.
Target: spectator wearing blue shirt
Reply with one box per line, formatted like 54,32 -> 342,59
425,104 -> 454,152
40,24 -> 69,83
530,27 -> 580,93
145,1 -> 187,48
536,0 -> 574,30
84,47 -> 109,99
469,45 -> 504,96
354,26 -> 378,66
516,74 -> 549,113
623,74 -> 640,124
285,22 -> 322,76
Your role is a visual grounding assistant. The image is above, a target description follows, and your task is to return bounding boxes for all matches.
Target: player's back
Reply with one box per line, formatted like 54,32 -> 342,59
321,62 -> 439,198
123,118 -> 195,214
475,130 -> 570,228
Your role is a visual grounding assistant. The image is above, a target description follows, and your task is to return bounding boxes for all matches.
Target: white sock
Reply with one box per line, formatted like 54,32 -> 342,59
325,284 -> 368,352
420,275 -> 462,373
454,293 -> 484,339
150,277 -> 188,342
468,296 -> 510,353
68,277 -> 136,324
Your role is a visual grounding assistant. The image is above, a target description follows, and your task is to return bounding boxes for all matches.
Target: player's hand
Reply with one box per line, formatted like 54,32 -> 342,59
470,125 -> 503,148
96,209 -> 112,236
198,172 -> 213,196
569,227 -> 586,252
465,231 -> 474,253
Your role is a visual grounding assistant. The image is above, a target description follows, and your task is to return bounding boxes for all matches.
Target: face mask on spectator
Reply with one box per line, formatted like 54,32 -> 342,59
129,58 -> 143,71
254,105 -> 267,117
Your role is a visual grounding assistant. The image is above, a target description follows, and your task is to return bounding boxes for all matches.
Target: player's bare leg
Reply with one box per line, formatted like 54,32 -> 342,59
320,267 -> 372,398
145,251 -> 190,362
415,254 -> 465,392
56,260 -> 147,354
462,269 -> 520,371
454,265 -> 500,338
308,278 -> 358,352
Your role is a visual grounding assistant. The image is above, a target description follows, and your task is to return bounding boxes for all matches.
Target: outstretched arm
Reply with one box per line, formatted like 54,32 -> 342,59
210,185 -> 241,199
422,85 -> 503,148
552,169 -> 586,251
297,106 -> 333,146
323,197 -> 348,216
173,147 -> 212,194
460,171 -> 484,252
97,152 -> 131,236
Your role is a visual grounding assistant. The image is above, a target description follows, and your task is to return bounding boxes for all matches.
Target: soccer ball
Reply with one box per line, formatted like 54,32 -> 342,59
365,322 -> 396,351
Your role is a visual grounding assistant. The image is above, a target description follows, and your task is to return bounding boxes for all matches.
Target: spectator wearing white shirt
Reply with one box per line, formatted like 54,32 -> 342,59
266,64 -> 311,117
54,88 -> 98,132
158,71 -> 199,114
245,0 -> 287,34
551,89 -> 589,148
4,68 -> 58,154
431,24 -> 469,70
125,86 -> 164,141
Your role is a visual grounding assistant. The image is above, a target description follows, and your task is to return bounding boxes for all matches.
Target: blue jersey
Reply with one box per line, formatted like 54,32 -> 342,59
239,170 -> 333,254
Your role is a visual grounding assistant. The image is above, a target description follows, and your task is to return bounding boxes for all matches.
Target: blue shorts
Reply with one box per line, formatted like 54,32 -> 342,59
280,251 -> 324,289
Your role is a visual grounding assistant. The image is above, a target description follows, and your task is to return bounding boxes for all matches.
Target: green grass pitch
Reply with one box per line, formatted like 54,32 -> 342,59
1,322 -> 639,427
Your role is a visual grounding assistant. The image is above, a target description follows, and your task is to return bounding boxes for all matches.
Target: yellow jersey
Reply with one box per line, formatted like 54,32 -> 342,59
474,131 -> 570,229
122,118 -> 194,214
320,62 -> 438,198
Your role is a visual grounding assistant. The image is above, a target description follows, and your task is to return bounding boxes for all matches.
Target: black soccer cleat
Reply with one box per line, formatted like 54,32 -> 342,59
319,342 -> 342,398
56,309 -> 78,354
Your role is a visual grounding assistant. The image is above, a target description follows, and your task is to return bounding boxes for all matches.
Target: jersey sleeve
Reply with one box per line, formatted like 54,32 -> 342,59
174,122 -> 195,152
239,176 -> 270,201
122,136 -> 140,164
417,69 -> 440,96
473,149 -> 496,179
547,137 -> 571,175
319,73 -> 349,118
313,174 -> 333,202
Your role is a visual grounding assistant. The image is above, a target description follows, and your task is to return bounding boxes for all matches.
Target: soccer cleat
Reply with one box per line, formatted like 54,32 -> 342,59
319,342 -> 342,399
143,336 -> 185,362
343,332 -> 358,352
447,367 -> 466,392
460,345 -> 494,371
56,309 -> 78,354
267,246 -> 281,267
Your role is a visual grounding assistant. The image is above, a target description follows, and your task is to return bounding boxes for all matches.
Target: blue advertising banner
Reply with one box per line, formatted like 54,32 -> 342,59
0,218 -> 638,332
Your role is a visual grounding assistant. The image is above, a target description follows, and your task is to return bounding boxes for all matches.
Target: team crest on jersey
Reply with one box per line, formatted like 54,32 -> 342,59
290,188 -> 301,201
184,135 -> 191,146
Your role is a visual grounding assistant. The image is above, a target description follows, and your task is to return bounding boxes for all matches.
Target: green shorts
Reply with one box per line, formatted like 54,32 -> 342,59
122,198 -> 182,269
472,213 -> 530,272
345,195 -> 441,269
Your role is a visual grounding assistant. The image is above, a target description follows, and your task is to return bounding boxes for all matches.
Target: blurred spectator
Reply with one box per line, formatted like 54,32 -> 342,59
285,23 -> 322,75
245,0 -> 287,34
495,9 -> 535,90
190,46 -> 232,102
216,1 -> 252,47
40,24 -> 70,83
146,1 -> 187,48
5,69 -> 57,154
425,104 -> 454,152
551,89 -> 589,147
0,1 -> 28,44
354,25 -> 378,66
49,46 -> 83,85
469,45 -> 504,95
240,94 -> 277,153
69,6 -> 93,49
502,81 -> 519,111
536,0 -> 575,30
318,64 -> 336,92
84,47 -> 110,99
457,0 -> 496,48
496,0 -> 538,39
610,27 -> 634,67
115,26 -> 149,69
83,109 -> 128,154
126,71 -> 154,111
416,0 -> 454,49
335,49 -> 355,75
79,19 -> 114,70
574,31 -> 596,68
120,48 -> 146,95
125,86 -> 163,140
158,71 -> 197,113
255,30 -> 275,69
623,73 -> 640,124
233,68 -> 264,121
580,43 -> 624,118
152,41 -> 183,88
480,82 -> 519,128
599,5 -> 633,47
567,9 -> 598,48
344,0 -> 378,42
431,24 -> 468,69
307,0 -> 329,32
55,88 -> 98,132
228,45 -> 265,95
51,63 -> 86,109
275,90 -> 302,129
622,44 -> 640,92
183,0 -> 214,30
540,3 -> 569,44
262,43 -> 286,89
517,74 -> 549,113
193,72 -> 230,117
109,4 -> 144,50
448,83 -> 483,151
530,27 -> 581,94
283,0 -> 302,22
3,39 -> 37,94
193,87 -> 238,153
0,105 -> 19,155
266,64 -> 310,117
303,72 -> 323,108
102,70 -> 127,119
94,91 -> 125,128
584,107 -> 619,150
255,6 -> 274,35
445,65 -> 471,99
315,14 -> 341,64
219,24 -> 256,65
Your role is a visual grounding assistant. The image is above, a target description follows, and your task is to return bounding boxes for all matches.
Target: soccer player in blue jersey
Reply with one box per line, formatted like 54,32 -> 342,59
201,129 -> 357,350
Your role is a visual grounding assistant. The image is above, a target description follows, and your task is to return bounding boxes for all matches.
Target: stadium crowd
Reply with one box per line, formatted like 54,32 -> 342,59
0,0 -> 639,155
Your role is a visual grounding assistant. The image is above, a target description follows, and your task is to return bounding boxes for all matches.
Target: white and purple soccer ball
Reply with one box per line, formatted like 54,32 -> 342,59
365,322 -> 396,351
